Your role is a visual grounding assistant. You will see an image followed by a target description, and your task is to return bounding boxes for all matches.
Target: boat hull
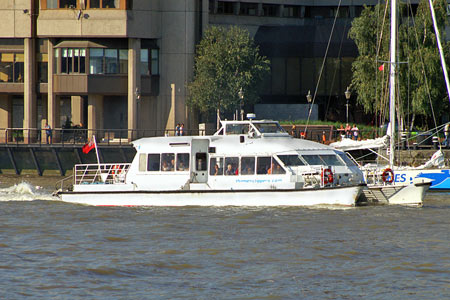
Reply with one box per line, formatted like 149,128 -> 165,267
392,169 -> 450,191
57,185 -> 364,207
359,181 -> 431,206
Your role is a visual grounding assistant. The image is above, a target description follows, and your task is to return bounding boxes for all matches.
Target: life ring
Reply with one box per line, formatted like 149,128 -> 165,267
381,168 -> 394,183
321,168 -> 333,185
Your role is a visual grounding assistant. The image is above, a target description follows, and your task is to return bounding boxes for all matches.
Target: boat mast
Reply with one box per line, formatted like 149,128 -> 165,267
428,0 -> 450,103
389,0 -> 397,167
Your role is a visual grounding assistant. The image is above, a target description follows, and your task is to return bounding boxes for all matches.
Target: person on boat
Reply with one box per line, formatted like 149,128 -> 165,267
177,161 -> 186,171
351,124 -> 359,141
213,164 -> 220,175
225,164 -> 235,175
162,161 -> 171,171
444,123 -> 450,148
175,123 -> 181,136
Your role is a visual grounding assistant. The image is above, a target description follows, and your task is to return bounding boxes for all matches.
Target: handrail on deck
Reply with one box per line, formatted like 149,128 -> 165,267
75,163 -> 132,185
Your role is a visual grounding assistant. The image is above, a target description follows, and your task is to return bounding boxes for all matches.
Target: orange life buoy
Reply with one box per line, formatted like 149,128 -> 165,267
382,168 -> 394,183
321,168 -> 333,185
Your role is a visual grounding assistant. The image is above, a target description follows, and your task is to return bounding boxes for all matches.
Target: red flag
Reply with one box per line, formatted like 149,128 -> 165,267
82,140 -> 95,154
378,64 -> 384,71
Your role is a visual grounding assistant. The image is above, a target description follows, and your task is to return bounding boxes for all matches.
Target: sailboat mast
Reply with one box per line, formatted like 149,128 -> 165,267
389,0 -> 397,167
428,0 -> 450,103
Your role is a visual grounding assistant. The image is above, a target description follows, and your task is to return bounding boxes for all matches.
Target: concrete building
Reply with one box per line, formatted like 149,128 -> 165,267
0,0 -> 435,142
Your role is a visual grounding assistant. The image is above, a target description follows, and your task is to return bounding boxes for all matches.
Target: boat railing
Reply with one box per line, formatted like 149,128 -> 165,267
74,163 -> 132,185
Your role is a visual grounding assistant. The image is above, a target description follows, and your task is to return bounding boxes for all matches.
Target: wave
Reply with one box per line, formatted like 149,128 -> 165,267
0,182 -> 58,202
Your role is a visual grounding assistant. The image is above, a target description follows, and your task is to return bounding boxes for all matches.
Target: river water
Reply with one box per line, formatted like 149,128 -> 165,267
0,176 -> 449,299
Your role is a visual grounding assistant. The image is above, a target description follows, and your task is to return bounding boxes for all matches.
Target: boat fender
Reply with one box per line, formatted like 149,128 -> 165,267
381,168 -> 394,183
321,168 -> 333,185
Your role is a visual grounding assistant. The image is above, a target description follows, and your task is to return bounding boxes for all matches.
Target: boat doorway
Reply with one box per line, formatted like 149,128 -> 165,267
191,139 -> 209,183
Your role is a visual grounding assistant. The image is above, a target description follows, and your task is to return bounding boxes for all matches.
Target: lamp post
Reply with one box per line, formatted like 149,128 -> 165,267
344,86 -> 351,124
238,88 -> 244,121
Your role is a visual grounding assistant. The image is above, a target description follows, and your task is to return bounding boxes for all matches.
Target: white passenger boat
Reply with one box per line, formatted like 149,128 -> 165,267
55,118 -> 366,207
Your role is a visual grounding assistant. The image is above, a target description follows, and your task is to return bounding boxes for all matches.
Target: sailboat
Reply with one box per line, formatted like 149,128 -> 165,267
335,0 -> 433,206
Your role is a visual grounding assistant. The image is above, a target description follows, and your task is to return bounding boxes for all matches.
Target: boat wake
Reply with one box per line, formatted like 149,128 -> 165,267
0,182 -> 58,202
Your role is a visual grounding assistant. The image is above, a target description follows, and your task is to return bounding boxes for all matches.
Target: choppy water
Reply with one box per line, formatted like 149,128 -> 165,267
0,177 -> 449,299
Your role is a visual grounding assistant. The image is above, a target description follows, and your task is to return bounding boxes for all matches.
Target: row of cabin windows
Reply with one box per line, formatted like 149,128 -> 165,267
138,153 -> 352,174
210,156 -> 285,176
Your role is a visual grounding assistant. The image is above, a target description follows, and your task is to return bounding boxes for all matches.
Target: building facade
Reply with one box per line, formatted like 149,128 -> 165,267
0,0 -> 437,142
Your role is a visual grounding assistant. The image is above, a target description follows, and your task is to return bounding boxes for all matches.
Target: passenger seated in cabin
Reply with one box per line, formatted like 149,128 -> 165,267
242,165 -> 254,175
161,161 -> 171,171
213,164 -> 220,175
225,164 -> 236,176
177,161 -> 186,171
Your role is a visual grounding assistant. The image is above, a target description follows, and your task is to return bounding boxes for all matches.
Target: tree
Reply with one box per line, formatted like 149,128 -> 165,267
349,0 -> 449,128
187,26 -> 270,120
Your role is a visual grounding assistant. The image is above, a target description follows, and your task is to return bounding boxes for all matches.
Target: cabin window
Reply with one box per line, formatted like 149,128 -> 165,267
139,153 -> 146,172
196,153 -> 207,171
224,157 -> 239,175
241,157 -> 255,175
176,153 -> 190,171
268,159 -> 285,175
257,156 -> 271,174
254,123 -> 285,134
161,153 -> 175,171
278,154 -> 305,166
338,153 -> 358,167
210,157 -> 224,176
226,124 -> 249,135
319,154 -> 345,166
147,154 -> 160,171
302,155 -> 323,165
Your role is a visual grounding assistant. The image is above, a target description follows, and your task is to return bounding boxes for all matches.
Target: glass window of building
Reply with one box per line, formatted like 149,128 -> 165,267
60,0 -> 77,8
262,4 -> 278,17
60,48 -> 86,74
89,0 -> 100,7
89,48 -> 104,74
102,0 -> 118,8
105,49 -> 118,74
14,53 -> 24,82
37,53 -> 48,83
283,5 -> 301,18
140,49 -> 149,76
240,3 -> 258,16
151,49 -> 159,75
119,49 -> 128,74
217,1 -> 234,14
0,53 -> 14,82
46,0 -> 58,8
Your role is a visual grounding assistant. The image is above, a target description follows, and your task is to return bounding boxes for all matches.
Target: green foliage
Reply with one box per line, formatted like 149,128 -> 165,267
187,26 -> 270,116
348,0 -> 450,126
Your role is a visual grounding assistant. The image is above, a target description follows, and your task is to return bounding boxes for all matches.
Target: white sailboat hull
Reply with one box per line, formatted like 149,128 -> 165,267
360,181 -> 431,206
59,185 -> 364,207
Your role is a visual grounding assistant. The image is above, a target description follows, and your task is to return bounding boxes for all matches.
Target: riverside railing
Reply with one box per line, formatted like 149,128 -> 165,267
0,127 -> 207,146
0,126 -> 441,149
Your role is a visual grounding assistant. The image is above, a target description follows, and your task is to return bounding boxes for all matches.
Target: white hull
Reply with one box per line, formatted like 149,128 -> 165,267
360,181 -> 430,206
59,185 -> 364,207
